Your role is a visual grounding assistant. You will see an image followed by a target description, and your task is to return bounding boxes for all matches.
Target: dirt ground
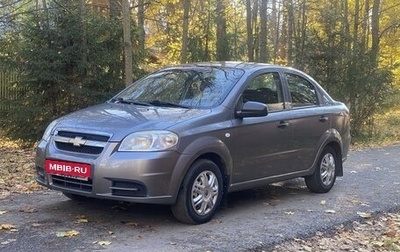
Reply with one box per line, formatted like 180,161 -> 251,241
0,139 -> 399,251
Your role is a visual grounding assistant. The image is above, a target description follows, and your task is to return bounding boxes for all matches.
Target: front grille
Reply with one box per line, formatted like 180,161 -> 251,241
58,131 -> 110,142
55,142 -> 103,154
110,180 -> 147,197
54,131 -> 110,155
52,175 -> 93,192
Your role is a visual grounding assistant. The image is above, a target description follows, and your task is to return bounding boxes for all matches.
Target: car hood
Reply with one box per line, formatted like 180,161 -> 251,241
53,103 -> 210,141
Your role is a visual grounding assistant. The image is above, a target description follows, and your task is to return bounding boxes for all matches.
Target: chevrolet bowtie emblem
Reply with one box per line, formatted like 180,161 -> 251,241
69,136 -> 87,147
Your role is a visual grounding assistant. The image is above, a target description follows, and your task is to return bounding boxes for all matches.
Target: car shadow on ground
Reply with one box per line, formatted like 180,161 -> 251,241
222,178 -> 310,212
1,178 -> 316,251
29,178 -> 310,227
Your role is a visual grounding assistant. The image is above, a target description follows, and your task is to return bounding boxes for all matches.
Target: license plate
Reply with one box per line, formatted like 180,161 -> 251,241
45,160 -> 91,180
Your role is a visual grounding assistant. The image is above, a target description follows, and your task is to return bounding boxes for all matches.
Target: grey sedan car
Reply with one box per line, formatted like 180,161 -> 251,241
35,62 -> 350,224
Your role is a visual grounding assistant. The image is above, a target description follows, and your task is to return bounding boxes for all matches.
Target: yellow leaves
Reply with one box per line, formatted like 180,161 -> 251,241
274,212 -> 400,252
0,223 -> 17,232
0,141 -> 40,196
97,241 -> 112,246
56,230 -> 80,237
0,223 -> 15,230
357,212 -> 372,219
75,215 -> 89,224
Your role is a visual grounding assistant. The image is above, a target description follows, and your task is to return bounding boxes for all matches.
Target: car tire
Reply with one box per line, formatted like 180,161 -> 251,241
62,192 -> 90,201
171,159 -> 223,224
305,146 -> 338,193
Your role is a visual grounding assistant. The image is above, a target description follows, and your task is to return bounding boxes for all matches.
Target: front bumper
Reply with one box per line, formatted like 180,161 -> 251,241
35,138 -> 183,205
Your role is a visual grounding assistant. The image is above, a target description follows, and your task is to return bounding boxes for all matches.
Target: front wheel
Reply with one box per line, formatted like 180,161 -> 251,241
305,146 -> 338,193
171,159 -> 223,224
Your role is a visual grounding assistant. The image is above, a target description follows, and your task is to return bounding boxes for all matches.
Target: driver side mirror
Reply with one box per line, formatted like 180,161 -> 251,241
235,101 -> 268,118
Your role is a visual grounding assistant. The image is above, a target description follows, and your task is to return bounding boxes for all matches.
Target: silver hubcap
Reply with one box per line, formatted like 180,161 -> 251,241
320,153 -> 335,186
191,170 -> 219,216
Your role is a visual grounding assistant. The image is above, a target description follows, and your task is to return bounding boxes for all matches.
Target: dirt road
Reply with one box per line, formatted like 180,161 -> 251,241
1,145 -> 399,251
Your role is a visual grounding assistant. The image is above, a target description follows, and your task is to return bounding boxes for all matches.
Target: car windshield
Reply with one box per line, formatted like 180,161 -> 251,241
112,67 -> 245,109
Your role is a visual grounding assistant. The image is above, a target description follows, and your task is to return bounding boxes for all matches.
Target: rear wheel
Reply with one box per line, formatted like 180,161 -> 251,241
171,159 -> 223,224
305,146 -> 338,193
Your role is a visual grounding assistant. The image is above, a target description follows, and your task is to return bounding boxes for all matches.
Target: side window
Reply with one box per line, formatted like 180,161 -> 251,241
285,73 -> 318,107
242,72 -> 284,111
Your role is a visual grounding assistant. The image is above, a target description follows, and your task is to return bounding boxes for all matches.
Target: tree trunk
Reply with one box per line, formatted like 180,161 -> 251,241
246,0 -> 254,61
122,0 -> 133,86
137,0 -> 145,52
297,0 -> 307,69
180,0 -> 190,63
79,0 -> 87,69
271,0 -> 279,64
259,0 -> 268,62
370,0 -> 380,67
216,0 -> 228,61
286,0 -> 294,65
252,0 -> 259,60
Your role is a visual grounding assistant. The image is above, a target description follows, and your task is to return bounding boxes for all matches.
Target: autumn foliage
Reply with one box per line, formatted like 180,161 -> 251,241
0,0 -> 399,142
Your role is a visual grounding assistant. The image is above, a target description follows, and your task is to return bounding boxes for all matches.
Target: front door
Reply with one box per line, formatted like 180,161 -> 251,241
230,71 -> 294,184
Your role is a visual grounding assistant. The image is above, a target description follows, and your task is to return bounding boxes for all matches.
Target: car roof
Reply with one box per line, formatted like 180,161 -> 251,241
164,61 -> 293,73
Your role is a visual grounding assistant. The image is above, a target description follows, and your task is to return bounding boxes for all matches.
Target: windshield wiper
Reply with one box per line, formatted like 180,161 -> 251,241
148,100 -> 190,108
113,98 -> 151,106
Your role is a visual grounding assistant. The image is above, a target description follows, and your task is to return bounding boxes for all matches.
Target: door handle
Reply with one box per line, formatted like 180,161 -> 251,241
277,121 -> 289,128
319,115 -> 329,122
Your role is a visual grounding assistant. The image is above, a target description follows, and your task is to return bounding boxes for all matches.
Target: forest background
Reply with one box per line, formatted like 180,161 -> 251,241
0,0 -> 399,145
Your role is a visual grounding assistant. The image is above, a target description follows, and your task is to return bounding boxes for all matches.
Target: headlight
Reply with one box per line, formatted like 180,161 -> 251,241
119,130 -> 179,151
42,120 -> 58,142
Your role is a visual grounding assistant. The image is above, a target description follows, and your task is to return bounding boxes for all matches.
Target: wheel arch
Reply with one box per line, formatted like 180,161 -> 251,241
169,136 -> 233,203
325,140 -> 343,177
193,152 -> 230,198
309,129 -> 344,177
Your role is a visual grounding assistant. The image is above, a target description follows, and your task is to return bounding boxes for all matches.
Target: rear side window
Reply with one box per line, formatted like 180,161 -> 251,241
285,73 -> 318,107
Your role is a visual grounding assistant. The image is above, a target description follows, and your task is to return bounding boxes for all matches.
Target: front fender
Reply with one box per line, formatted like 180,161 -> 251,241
168,136 -> 233,202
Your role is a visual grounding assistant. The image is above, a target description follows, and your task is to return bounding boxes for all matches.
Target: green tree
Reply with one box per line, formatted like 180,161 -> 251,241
0,0 -> 132,141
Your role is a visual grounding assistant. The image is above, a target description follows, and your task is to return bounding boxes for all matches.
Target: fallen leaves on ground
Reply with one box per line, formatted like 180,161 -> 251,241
0,137 -> 44,198
0,224 -> 16,231
97,241 -> 112,246
1,137 -> 400,251
272,212 -> 400,252
75,215 -> 89,223
56,230 -> 80,238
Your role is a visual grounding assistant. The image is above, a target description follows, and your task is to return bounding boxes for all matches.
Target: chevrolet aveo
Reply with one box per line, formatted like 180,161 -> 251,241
36,62 -> 351,224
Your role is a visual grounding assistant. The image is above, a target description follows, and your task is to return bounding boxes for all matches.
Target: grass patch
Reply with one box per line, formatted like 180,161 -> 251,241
352,105 -> 400,148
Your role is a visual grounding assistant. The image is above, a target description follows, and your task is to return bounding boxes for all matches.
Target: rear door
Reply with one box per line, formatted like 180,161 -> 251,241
283,71 -> 331,172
